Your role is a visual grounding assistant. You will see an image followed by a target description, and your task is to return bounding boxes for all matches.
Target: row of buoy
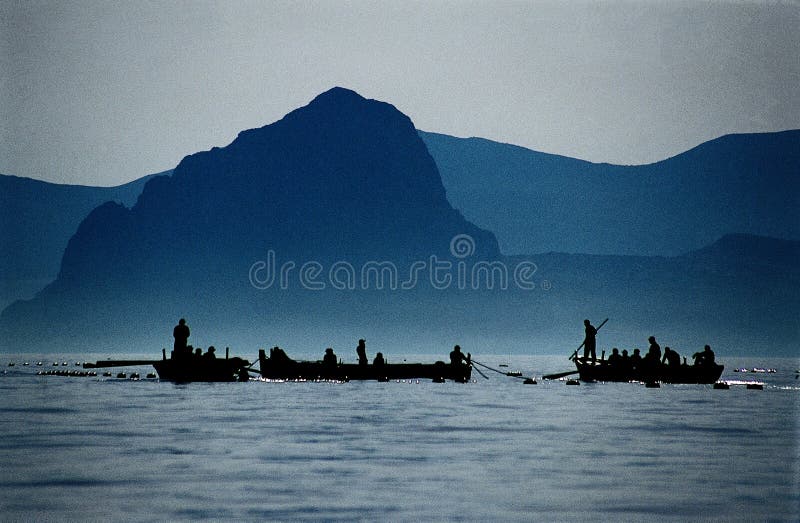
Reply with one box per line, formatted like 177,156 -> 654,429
561,379 -> 764,390
714,382 -> 764,390
36,370 -> 158,379
734,368 -> 777,373
37,370 -> 97,377
8,361 -> 83,367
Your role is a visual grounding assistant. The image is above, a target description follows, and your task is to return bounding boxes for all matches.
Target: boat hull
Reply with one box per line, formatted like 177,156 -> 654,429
152,356 -> 250,382
575,360 -> 724,384
258,350 -> 471,382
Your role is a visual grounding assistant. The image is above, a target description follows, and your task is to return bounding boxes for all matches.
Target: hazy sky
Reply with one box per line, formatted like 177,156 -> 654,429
2,1 -> 799,186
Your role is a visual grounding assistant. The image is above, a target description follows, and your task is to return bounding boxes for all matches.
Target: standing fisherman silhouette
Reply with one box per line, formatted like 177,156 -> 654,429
356,339 -> 368,366
647,336 -> 661,362
583,320 -> 597,363
173,319 -> 190,356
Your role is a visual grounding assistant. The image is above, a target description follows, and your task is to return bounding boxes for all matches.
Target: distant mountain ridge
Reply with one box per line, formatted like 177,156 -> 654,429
0,171 -> 169,309
421,129 -> 800,256
0,87 -> 504,352
1,89 -> 797,355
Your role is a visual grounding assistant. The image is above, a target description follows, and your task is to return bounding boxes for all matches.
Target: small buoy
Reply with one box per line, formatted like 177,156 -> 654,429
130,372 -> 140,380
7,362 -> 14,367
746,383 -> 763,390
566,379 -> 580,385
116,372 -> 126,379
53,362 -> 59,366
713,382 -> 729,389
102,371 -> 112,377
645,381 -> 660,388
146,373 -> 157,379
432,377 -> 445,383
36,362 -> 43,366
523,378 -> 537,384
23,362 -> 29,366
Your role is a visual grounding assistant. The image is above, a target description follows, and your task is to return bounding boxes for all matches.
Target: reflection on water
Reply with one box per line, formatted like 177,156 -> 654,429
0,355 -> 798,521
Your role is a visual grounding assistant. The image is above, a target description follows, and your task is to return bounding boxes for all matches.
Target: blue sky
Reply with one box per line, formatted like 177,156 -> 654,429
2,1 -> 798,186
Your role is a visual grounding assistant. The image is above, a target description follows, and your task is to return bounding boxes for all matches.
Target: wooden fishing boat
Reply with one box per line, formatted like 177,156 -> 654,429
257,348 -> 472,382
574,359 -> 724,384
84,348 -> 251,382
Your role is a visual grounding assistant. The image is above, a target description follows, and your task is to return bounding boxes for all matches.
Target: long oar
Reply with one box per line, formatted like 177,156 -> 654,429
542,369 -> 579,380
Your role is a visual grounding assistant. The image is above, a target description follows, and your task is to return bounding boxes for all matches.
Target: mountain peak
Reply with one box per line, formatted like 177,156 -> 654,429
312,86 -> 366,102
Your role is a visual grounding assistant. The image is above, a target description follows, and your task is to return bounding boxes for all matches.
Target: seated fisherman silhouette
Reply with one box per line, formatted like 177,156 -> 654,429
356,339 -> 368,366
620,349 -> 631,372
270,346 -> 290,362
450,345 -> 470,366
630,348 -> 642,371
373,352 -> 385,366
662,346 -> 680,367
692,345 -> 715,366
203,346 -> 216,359
323,347 -> 337,367
607,348 -> 622,366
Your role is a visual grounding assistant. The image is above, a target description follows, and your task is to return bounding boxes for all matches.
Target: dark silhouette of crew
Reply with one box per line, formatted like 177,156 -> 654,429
620,349 -> 631,373
203,346 -> 216,360
630,348 -> 642,371
645,336 -> 661,364
607,348 -> 622,366
662,346 -> 680,367
323,347 -> 337,367
450,345 -> 469,366
173,318 -> 190,354
583,320 -> 597,363
373,352 -> 385,366
356,339 -> 367,366
692,345 -> 715,366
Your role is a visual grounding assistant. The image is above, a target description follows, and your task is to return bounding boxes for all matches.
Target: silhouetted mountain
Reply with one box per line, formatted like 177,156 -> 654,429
0,172 -> 167,309
0,88 -> 499,352
1,90 -> 796,356
421,130 -> 800,256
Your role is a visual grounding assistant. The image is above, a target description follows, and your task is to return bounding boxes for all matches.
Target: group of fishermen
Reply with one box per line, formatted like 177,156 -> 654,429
582,319 -> 716,370
172,318 -> 219,361
176,318 -> 473,370
321,339 -> 471,368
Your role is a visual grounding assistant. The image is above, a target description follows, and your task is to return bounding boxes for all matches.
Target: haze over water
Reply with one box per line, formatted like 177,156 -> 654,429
1,354 -> 797,521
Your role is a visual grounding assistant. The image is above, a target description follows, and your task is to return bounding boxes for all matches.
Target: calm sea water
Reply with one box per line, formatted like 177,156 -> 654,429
1,354 -> 797,522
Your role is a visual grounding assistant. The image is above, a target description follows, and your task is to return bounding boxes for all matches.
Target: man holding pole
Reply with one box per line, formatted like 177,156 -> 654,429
583,319 -> 597,364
